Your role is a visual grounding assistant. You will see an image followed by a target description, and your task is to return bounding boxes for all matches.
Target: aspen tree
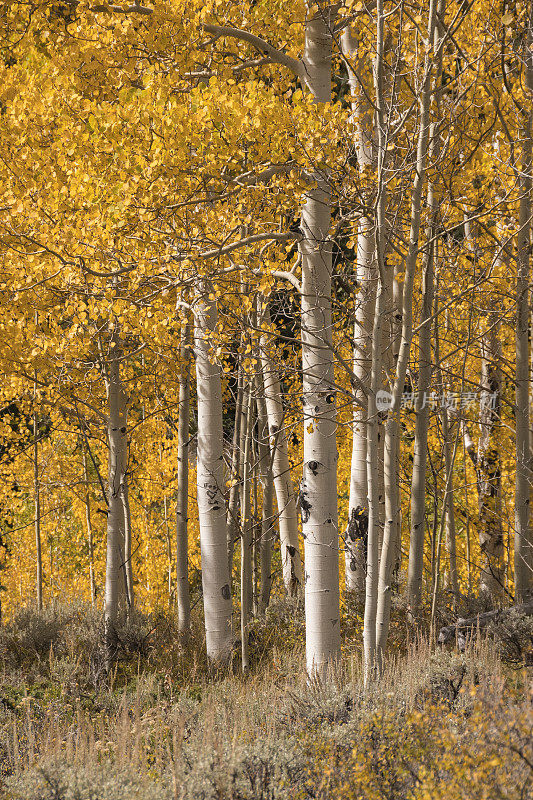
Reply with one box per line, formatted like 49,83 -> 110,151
194,289 -> 233,663
33,377 -> 43,612
255,374 -> 274,615
515,11 -> 533,601
375,0 -> 439,669
461,206 -> 505,599
298,5 -> 341,677
82,447 -> 97,607
104,330 -> 129,657
240,384 -> 253,673
439,381 -> 460,605
121,478 -> 134,612
176,319 -> 191,634
205,3 -> 340,675
227,355 -> 244,580
341,26 -> 375,600
260,307 -> 302,595
478,315 -> 504,598
363,0 -> 388,681
408,217 -> 436,619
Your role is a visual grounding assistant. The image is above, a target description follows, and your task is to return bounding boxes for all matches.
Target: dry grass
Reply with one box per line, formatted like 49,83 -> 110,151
0,600 -> 531,799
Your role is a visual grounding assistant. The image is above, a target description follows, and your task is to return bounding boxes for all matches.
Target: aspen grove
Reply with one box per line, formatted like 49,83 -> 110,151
1,0 -> 533,697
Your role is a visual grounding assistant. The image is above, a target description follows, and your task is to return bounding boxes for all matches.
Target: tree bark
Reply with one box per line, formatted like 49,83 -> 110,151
121,476 -> 134,612
478,315 -> 504,598
82,447 -> 97,607
442,409 -> 460,605
240,384 -> 253,673
375,0 -> 439,669
300,7 -> 341,678
408,227 -> 436,618
255,381 -> 274,615
341,27 -> 375,599
33,397 -> 43,612
363,0 -> 388,681
227,356 -> 243,581
176,319 -> 191,634
515,19 -> 533,601
194,290 -> 233,663
104,332 -> 128,660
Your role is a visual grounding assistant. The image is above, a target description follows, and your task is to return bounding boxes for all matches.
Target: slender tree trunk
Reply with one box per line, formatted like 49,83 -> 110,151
479,314 -> 504,598
194,290 -> 233,663
341,28 -> 375,599
463,436 -> 473,596
442,409 -> 460,605
515,20 -> 533,601
176,319 -> 191,634
259,307 -> 302,594
375,0 -> 439,669
33,398 -> 43,612
363,0 -> 388,680
240,385 -> 253,673
104,334 -> 128,658
255,381 -> 273,615
82,447 -> 97,608
252,455 -> 260,617
227,355 -> 244,579
121,476 -> 133,612
432,293 -> 460,605
390,263 -> 404,589
164,496 -> 172,602
300,7 -> 340,678
430,519 -> 443,639
33,312 -> 43,611
408,228 -> 436,618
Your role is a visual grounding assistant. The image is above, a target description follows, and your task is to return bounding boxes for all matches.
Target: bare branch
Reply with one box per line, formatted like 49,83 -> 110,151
231,161 -> 296,186
82,263 -> 135,278
271,270 -> 302,292
197,230 -> 300,259
203,24 -> 303,80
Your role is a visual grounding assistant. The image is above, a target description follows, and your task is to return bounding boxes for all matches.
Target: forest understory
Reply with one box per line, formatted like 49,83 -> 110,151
0,597 -> 531,800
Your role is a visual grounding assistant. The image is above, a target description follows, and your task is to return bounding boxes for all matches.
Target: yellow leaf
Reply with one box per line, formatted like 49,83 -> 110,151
501,12 -> 513,25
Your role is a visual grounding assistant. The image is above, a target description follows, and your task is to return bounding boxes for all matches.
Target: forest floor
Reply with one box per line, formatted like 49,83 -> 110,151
0,595 -> 531,800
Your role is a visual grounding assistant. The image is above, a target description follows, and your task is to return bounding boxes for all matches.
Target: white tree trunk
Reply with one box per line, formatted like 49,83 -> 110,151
375,0 -> 439,668
341,28 -> 376,598
240,385 -> 253,673
479,315 -> 504,598
260,306 -> 302,593
363,0 -> 388,680
33,398 -> 43,612
255,383 -> 274,615
407,232 -> 435,618
176,319 -> 191,634
442,407 -> 460,605
194,291 -> 233,663
82,447 -> 97,607
121,476 -> 134,611
104,335 -> 128,654
300,7 -> 340,678
227,356 -> 243,579
515,25 -> 533,601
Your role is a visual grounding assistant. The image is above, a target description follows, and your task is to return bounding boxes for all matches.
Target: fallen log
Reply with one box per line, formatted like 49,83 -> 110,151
438,601 -> 533,650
